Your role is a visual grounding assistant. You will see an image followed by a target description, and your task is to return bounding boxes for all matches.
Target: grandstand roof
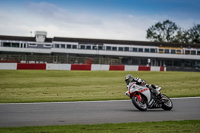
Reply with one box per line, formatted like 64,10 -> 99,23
0,35 -> 52,43
54,37 -> 200,48
0,35 -> 200,48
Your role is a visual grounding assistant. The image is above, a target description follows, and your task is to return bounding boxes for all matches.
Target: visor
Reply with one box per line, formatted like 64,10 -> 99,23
125,79 -> 130,85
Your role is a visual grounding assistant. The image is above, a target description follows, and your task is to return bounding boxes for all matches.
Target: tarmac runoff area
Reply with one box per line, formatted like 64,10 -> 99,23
0,97 -> 200,127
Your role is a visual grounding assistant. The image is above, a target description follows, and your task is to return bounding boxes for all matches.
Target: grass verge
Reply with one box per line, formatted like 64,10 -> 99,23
0,70 -> 200,103
0,120 -> 199,133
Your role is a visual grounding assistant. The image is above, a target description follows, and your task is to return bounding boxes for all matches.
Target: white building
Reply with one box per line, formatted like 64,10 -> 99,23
0,31 -> 200,71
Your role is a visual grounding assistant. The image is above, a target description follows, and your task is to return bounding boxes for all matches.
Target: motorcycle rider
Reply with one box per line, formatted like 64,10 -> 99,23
124,74 -> 161,98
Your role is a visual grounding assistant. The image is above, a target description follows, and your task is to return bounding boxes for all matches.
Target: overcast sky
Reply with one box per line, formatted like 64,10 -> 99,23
0,0 -> 199,41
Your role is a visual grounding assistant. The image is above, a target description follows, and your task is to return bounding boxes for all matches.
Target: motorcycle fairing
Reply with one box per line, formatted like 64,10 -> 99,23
129,83 -> 151,103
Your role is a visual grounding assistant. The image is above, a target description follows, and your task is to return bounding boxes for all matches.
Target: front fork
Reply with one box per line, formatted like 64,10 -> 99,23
135,93 -> 142,101
130,92 -> 142,102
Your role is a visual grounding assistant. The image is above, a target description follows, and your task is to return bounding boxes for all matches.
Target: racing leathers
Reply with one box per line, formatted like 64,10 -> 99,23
125,77 -> 161,97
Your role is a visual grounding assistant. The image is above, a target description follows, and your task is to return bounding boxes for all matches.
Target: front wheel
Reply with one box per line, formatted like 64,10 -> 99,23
161,94 -> 173,111
132,95 -> 147,111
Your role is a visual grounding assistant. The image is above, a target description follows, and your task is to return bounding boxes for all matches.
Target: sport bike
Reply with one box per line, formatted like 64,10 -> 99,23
128,82 -> 173,111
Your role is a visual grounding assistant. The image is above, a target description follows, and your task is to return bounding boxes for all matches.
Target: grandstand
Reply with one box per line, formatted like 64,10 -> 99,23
0,31 -> 200,71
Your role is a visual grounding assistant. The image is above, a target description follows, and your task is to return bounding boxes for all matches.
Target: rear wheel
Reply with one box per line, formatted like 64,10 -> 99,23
132,95 -> 147,111
161,94 -> 173,111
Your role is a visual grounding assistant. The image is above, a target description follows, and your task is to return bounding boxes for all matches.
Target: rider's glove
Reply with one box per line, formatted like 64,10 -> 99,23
125,91 -> 130,97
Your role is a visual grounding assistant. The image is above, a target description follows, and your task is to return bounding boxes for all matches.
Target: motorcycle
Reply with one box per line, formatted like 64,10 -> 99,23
128,82 -> 173,111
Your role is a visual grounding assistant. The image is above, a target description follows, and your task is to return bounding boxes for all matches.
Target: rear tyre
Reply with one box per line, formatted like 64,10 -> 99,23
161,94 -> 173,111
132,95 -> 147,111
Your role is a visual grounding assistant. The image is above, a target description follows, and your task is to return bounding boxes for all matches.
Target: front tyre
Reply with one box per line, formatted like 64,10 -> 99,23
132,95 -> 147,111
161,94 -> 173,111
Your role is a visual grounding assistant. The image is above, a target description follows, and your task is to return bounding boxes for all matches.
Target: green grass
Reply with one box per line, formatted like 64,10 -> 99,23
0,70 -> 200,103
0,120 -> 199,133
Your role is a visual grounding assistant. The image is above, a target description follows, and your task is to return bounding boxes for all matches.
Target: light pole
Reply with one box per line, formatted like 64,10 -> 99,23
96,44 -> 99,64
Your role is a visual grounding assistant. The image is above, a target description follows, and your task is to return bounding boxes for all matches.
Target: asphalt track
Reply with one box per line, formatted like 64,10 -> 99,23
0,97 -> 200,127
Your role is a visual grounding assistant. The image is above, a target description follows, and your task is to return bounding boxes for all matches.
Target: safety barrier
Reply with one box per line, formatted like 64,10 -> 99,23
71,64 -> 91,71
160,67 -> 165,71
124,65 -> 138,71
0,63 -> 17,70
91,64 -> 109,71
138,66 -> 151,71
46,64 -> 71,70
17,63 -> 46,70
0,63 -> 166,71
109,65 -> 125,71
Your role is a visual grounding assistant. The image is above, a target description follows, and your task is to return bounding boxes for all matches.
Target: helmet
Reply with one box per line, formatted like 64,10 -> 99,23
124,74 -> 133,85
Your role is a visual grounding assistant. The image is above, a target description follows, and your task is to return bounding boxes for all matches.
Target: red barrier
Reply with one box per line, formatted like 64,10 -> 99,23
17,63 -> 46,70
71,64 -> 91,71
109,65 -> 125,71
160,67 -> 165,71
138,66 -> 151,71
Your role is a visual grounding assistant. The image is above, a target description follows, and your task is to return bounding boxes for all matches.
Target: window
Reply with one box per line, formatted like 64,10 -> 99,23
92,46 -> 97,50
23,43 -> 27,48
118,47 -> 123,51
20,43 -> 23,48
80,45 -> 85,49
145,48 -> 149,53
67,45 -> 71,49
44,44 -> 52,47
132,58 -> 139,65
29,43 -> 37,47
174,60 -> 182,67
133,48 -> 137,52
191,50 -> 196,55
43,44 -> 52,47
150,48 -> 156,53
165,49 -> 169,54
72,45 -> 77,49
86,45 -> 91,50
159,49 -> 164,53
165,60 -> 173,66
182,60 -> 191,67
197,51 -> 200,55
185,50 -> 190,55
112,47 -> 117,51
55,44 -> 60,48
177,50 -> 182,54
171,49 -> 176,54
61,44 -> 65,49
3,42 -> 11,47
98,45 -> 103,50
125,47 -> 129,51
138,48 -> 143,52
12,43 -> 19,47
92,45 -> 102,50
106,46 -> 111,50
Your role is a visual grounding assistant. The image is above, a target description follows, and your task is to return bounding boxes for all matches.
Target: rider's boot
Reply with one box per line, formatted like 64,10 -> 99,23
148,84 -> 162,99
155,87 -> 162,102
155,87 -> 161,95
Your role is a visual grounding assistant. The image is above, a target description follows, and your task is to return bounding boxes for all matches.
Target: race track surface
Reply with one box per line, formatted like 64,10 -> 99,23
0,97 -> 200,127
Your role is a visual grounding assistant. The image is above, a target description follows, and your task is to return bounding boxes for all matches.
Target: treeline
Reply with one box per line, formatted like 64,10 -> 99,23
146,20 -> 200,44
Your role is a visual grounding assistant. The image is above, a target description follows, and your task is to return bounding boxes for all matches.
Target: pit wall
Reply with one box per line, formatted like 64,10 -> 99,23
0,63 -> 166,71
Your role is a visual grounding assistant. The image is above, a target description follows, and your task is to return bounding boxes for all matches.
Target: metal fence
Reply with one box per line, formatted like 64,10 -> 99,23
0,54 -> 121,65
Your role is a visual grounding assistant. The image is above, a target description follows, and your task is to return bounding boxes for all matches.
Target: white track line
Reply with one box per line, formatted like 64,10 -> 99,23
171,97 -> 200,99
0,97 -> 199,105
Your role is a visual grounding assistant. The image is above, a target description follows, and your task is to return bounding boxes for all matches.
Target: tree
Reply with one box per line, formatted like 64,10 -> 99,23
146,20 -> 180,42
187,24 -> 200,44
146,20 -> 200,44
173,29 -> 190,43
